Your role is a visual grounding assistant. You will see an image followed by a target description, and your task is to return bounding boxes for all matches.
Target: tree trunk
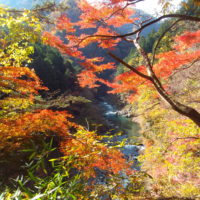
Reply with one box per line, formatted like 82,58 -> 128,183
133,38 -> 200,127
109,45 -> 200,127
151,75 -> 200,127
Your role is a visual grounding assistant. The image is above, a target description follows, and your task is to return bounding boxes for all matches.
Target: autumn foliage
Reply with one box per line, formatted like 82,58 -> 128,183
0,65 -> 131,179
0,5 -> 131,181
1,0 -> 200,199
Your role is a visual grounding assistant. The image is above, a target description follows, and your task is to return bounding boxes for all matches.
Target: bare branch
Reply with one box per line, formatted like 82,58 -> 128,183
80,14 -> 200,41
152,19 -> 182,65
108,52 -> 152,80
169,58 -> 200,78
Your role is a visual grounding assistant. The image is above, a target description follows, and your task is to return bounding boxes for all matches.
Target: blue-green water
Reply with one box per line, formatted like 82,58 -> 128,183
101,101 -> 140,142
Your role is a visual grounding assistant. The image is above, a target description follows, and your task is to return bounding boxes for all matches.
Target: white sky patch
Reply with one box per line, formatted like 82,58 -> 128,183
0,0 -> 183,15
87,0 -> 183,15
135,0 -> 183,15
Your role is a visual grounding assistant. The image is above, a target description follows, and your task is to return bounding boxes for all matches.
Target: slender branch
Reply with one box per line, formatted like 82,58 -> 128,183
117,14 -> 200,39
152,19 -> 182,65
79,14 -> 200,42
169,58 -> 200,78
108,52 -> 151,80
133,34 -> 200,126
172,137 -> 200,141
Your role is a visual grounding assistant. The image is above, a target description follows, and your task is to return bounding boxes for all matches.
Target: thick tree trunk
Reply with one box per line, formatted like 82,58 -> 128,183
175,106 -> 200,127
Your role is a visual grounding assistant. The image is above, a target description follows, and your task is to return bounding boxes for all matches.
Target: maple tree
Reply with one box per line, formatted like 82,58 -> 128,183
43,0 -> 200,126
0,5 -> 131,188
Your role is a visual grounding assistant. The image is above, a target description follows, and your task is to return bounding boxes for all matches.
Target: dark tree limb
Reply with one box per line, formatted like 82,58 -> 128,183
80,14 -> 200,42
152,19 -> 182,65
108,52 -> 151,80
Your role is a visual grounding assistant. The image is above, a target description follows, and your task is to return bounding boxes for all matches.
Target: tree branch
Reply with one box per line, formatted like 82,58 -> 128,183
108,52 -> 151,80
152,19 -> 182,65
79,14 -> 200,41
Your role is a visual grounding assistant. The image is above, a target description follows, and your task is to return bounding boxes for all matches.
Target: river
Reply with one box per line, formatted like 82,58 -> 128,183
100,100 -> 143,170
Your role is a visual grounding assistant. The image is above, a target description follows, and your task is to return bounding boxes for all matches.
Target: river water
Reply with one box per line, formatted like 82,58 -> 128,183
94,100 -> 144,200
100,101 -> 143,170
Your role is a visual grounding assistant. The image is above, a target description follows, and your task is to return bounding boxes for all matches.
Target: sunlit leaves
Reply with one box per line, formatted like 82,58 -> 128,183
137,87 -> 200,198
175,30 -> 200,50
0,6 -> 41,66
0,66 -> 47,95
0,108 -> 75,149
56,14 -> 76,32
154,49 -> 200,78
77,70 -> 102,88
43,32 -> 84,59
43,0 -> 137,90
80,57 -> 115,72
60,128 -> 132,178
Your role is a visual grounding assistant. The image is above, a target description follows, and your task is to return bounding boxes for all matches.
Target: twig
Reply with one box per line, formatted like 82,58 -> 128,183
108,52 -> 151,80
152,19 -> 182,65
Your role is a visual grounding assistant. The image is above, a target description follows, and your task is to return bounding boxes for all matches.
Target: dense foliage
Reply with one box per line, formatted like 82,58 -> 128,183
0,5 -> 133,199
0,0 -> 200,199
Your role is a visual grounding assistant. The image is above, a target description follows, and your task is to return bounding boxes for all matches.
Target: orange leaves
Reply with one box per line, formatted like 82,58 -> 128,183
0,110 -> 75,151
0,66 -> 76,151
80,57 -> 115,72
106,15 -> 137,27
43,32 -> 68,53
60,129 -> 132,178
107,66 -> 148,96
154,49 -> 200,78
0,66 -> 47,95
106,6 -> 136,28
42,32 -> 84,59
175,30 -> 200,50
77,0 -> 99,29
56,14 -> 75,33
77,0 -> 134,29
77,57 -> 116,88
0,65 -> 133,181
95,26 -> 120,49
43,0 -> 137,90
153,30 -> 200,78
77,70 -> 101,88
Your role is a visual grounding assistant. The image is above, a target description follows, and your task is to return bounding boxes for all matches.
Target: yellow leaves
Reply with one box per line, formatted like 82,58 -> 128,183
138,97 -> 200,198
0,97 -> 33,112
180,183 -> 200,198
0,6 -> 41,67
